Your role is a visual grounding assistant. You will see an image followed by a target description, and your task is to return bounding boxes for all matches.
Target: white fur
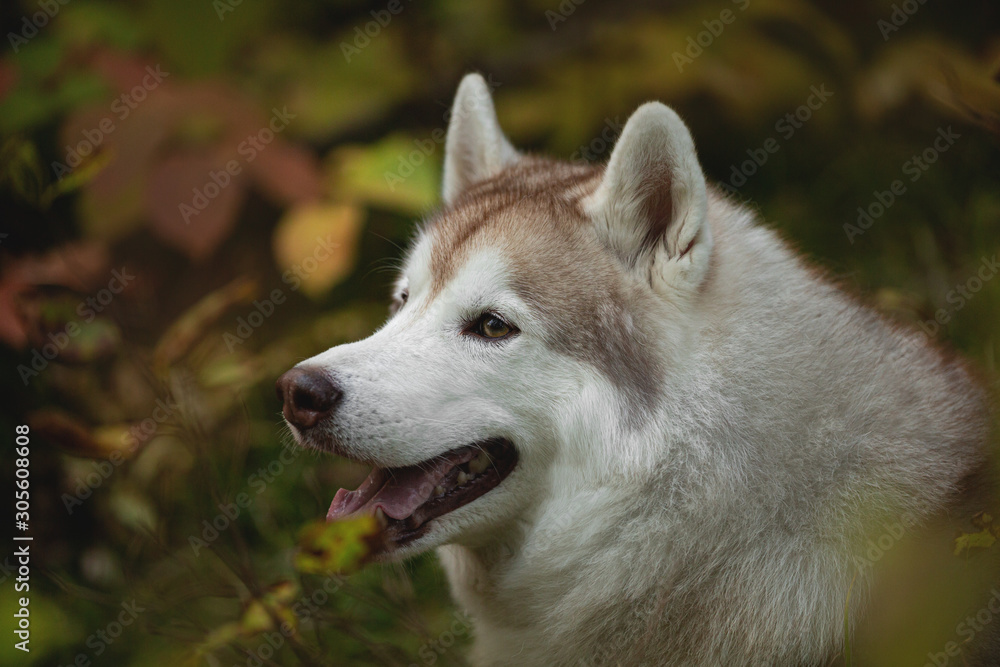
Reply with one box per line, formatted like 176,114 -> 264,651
289,76 -> 987,666
442,73 -> 519,205
584,101 -> 713,300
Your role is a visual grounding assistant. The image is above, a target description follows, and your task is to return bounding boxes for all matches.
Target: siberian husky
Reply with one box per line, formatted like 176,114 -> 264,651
277,74 -> 991,665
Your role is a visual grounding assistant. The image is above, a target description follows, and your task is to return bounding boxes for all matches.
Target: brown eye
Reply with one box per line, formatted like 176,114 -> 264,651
471,313 -> 515,340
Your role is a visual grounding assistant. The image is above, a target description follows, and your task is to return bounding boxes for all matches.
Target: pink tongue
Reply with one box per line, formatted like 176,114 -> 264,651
327,452 -> 470,522
327,469 -> 386,520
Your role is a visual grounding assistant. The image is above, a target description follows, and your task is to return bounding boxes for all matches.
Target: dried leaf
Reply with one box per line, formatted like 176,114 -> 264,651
250,140 -> 324,205
66,95 -> 172,240
146,150 -> 248,259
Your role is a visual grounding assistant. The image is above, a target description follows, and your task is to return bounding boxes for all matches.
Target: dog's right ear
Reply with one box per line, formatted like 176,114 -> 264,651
442,73 -> 519,205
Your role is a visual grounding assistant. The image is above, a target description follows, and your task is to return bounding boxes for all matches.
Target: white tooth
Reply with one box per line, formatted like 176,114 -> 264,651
433,485 -> 445,497
375,507 -> 387,526
469,452 -> 491,475
456,471 -> 469,486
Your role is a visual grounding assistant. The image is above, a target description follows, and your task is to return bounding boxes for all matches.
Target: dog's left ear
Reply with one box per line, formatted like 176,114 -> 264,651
585,102 -> 712,296
442,73 -> 519,205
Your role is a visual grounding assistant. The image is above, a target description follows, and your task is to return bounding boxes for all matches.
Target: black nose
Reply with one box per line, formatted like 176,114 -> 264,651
276,367 -> 341,430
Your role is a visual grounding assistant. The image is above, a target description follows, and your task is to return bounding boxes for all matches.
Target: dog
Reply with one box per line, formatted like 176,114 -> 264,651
277,73 -> 991,665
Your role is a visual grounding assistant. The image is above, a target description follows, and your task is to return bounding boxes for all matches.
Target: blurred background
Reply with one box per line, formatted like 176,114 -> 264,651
1,0 -> 999,665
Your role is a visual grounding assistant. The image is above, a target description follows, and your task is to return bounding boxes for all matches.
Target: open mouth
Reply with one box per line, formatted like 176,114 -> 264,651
326,438 -> 518,549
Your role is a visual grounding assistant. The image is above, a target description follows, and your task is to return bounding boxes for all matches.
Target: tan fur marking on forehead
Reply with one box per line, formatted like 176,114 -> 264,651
425,157 -> 661,421
428,158 -> 603,294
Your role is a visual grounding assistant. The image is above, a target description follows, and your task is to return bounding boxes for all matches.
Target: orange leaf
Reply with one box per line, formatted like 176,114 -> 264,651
273,202 -> 364,298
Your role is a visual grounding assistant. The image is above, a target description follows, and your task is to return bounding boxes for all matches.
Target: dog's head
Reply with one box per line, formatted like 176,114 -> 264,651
277,74 -> 714,558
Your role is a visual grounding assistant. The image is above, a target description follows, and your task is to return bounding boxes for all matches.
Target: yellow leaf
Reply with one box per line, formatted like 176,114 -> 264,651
294,516 -> 381,575
954,528 -> 997,556
273,202 -> 363,299
240,600 -> 274,635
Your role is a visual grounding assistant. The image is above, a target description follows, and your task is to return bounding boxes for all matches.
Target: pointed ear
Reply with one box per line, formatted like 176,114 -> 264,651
442,73 -> 519,205
584,102 -> 712,295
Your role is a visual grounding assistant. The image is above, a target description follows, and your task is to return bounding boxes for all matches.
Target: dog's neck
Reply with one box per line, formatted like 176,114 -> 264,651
436,480 -> 662,664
